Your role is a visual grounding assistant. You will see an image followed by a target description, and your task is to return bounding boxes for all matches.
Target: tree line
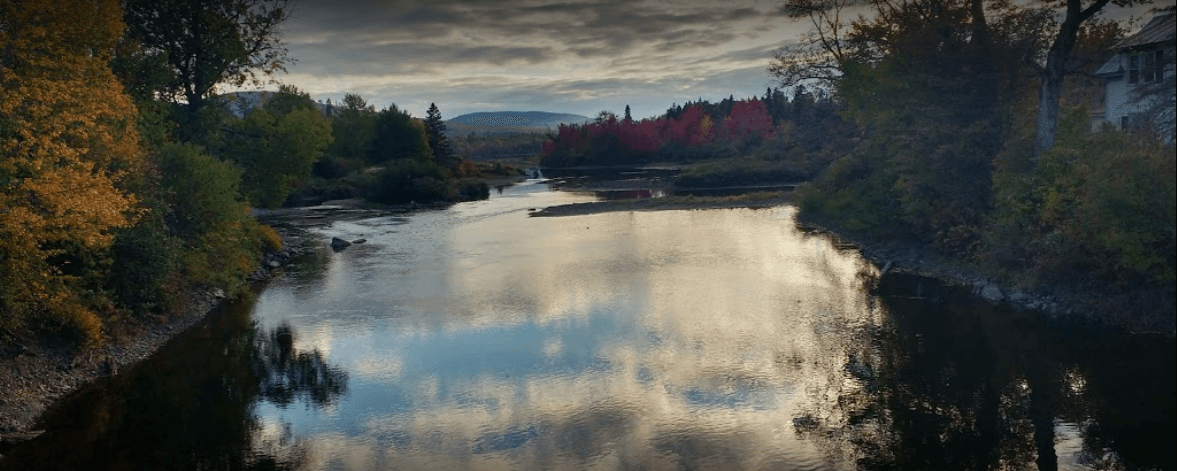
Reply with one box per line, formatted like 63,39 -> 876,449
0,0 -> 492,346
540,86 -> 854,176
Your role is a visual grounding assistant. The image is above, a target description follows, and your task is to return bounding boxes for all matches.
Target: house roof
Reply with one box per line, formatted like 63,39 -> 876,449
1094,56 -> 1122,77
1114,12 -> 1176,49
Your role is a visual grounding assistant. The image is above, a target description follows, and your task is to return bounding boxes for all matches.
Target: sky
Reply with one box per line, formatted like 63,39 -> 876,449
263,0 -> 807,120
260,0 -> 1161,121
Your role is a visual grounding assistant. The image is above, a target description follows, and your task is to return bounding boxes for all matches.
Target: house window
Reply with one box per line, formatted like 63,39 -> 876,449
1129,50 -> 1166,84
1144,51 -> 1157,82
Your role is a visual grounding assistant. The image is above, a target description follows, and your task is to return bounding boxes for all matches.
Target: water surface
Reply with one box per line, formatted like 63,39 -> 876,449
5,180 -> 1173,471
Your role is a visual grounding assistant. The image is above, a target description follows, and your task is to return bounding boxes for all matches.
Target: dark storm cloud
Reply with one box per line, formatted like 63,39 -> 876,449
286,0 -> 784,62
285,41 -> 556,77
275,0 -> 799,118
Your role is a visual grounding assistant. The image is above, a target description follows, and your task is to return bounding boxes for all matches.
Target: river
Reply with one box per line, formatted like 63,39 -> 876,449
3,179 -> 1173,471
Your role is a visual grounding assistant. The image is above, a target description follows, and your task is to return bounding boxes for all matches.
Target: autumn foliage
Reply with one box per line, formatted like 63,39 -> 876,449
1,0 -> 142,342
541,99 -> 773,166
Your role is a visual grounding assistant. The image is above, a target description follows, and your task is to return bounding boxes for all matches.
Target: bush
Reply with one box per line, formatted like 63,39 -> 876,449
154,143 -> 271,293
988,109 -> 1176,286
364,159 -> 457,204
457,179 -> 490,201
312,155 -> 363,180
674,158 -> 808,189
108,210 -> 183,316
284,176 -> 363,206
797,149 -> 899,235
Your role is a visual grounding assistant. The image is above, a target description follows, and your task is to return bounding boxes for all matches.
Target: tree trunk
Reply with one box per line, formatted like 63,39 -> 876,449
1034,62 -> 1065,153
1033,0 -> 1112,155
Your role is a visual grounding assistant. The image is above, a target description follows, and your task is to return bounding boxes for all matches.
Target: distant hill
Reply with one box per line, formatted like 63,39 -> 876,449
448,111 -> 590,128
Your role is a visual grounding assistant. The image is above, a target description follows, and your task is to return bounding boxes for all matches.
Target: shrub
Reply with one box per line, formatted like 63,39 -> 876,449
457,179 -> 491,201
988,108 -> 1176,286
365,159 -> 457,204
674,158 -> 808,189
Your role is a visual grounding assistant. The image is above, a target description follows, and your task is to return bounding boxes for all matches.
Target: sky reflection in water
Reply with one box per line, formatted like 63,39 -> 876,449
7,181 -> 1172,471
248,181 -> 874,470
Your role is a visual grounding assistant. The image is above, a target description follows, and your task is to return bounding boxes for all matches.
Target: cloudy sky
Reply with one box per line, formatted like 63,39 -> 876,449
265,0 -> 807,120
263,0 -> 1158,121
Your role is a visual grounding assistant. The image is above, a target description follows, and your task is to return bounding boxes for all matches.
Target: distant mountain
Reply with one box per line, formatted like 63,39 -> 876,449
448,111 -> 591,128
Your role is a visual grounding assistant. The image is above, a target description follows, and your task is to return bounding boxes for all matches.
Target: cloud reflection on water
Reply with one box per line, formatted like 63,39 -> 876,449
248,196 -> 875,470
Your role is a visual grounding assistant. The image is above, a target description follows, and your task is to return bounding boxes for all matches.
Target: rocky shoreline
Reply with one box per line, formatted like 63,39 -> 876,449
0,226 -> 315,444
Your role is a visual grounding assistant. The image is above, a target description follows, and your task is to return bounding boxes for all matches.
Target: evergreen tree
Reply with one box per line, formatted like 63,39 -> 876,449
370,104 -> 431,164
624,105 -> 633,123
329,94 -> 377,161
424,103 -> 455,167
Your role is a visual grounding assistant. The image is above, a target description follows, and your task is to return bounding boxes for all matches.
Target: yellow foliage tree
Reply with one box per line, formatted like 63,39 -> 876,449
1,0 -> 142,343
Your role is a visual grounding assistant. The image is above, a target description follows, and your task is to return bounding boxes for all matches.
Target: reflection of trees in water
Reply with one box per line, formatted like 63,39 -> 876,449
1,301 -> 347,471
800,274 -> 1175,471
283,248 -> 333,300
252,322 -> 348,407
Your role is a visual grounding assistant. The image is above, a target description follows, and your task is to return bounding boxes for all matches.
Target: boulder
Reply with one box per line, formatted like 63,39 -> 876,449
1008,289 -> 1028,303
330,237 -> 352,249
792,415 -> 820,431
979,283 -> 1004,304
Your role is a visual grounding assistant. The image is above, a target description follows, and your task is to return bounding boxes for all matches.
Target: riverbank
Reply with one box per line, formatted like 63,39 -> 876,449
0,193 -> 471,441
531,189 -> 1174,335
0,227 -> 318,441
796,213 -> 1176,335
530,191 -> 793,217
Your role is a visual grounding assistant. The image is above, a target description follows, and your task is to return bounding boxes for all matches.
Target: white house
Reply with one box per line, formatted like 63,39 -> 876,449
1093,12 -> 1175,132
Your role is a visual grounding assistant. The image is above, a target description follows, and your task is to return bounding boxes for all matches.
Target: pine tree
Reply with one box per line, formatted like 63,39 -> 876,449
424,103 -> 455,167
624,105 -> 633,123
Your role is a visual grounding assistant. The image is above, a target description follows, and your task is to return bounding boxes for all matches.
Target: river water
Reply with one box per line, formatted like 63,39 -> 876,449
4,180 -> 1174,471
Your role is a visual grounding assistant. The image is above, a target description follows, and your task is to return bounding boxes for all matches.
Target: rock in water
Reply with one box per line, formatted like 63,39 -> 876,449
330,237 -> 352,249
980,283 -> 1004,304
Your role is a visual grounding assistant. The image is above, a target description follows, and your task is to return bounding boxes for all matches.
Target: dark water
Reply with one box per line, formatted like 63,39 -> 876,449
3,181 -> 1173,471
